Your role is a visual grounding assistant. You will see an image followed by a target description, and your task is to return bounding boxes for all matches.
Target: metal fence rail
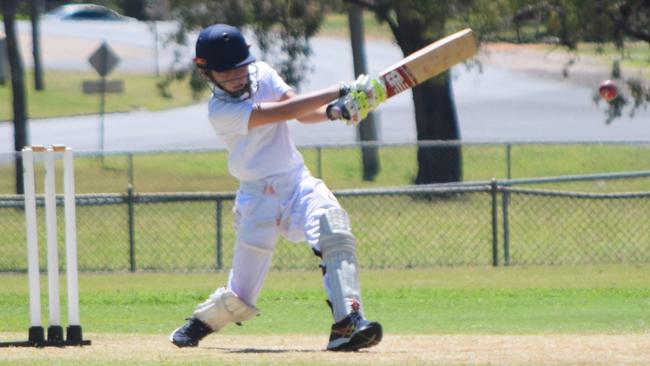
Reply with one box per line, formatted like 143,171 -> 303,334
1,171 -> 649,272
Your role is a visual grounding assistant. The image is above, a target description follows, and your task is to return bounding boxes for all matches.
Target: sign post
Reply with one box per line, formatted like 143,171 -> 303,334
85,42 -> 122,158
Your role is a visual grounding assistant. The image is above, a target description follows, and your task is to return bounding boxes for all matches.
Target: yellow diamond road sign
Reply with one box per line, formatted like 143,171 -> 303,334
88,42 -> 120,77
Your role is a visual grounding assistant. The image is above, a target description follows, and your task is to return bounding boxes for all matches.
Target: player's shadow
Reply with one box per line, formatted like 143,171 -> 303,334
207,347 -> 322,354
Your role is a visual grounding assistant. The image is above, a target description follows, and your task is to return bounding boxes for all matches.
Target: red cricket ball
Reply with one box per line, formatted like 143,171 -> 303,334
598,80 -> 618,102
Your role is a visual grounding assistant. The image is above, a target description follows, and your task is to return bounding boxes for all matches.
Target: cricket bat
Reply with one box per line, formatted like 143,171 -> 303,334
329,28 -> 476,120
379,28 -> 477,98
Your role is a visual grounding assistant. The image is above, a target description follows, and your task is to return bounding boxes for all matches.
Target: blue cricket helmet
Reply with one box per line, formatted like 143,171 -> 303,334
194,24 -> 256,72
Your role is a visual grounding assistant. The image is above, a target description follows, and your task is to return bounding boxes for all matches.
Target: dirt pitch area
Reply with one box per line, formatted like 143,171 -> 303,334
2,333 -> 650,365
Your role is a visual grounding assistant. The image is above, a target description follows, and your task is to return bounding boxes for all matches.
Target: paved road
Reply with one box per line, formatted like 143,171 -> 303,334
1,20 -> 649,156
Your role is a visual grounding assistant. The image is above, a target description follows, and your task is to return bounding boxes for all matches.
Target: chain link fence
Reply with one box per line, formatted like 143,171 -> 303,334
1,171 -> 649,272
502,188 -> 650,265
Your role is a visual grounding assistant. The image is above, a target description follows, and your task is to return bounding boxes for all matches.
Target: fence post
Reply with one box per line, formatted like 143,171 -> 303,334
127,184 -> 136,272
215,199 -> 223,270
502,188 -> 511,266
127,153 -> 134,188
490,179 -> 499,266
506,143 -> 512,179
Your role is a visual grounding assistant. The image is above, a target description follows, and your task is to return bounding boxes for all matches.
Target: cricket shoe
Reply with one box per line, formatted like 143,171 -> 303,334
169,317 -> 213,348
326,311 -> 382,351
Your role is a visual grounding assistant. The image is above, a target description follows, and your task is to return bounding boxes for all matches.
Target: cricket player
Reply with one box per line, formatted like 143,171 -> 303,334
169,24 -> 386,351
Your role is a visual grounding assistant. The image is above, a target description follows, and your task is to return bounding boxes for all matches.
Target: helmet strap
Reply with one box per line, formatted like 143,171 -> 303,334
201,65 -> 258,101
213,78 -> 253,99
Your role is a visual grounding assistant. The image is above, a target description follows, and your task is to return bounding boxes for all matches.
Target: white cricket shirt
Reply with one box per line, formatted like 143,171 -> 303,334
207,62 -> 305,181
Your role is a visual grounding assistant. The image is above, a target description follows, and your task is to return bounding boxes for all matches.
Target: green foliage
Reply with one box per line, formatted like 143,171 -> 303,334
163,0 -> 327,91
251,1 -> 324,88
362,0 -> 476,43
461,1 -> 512,42
504,0 -> 650,122
157,0 -> 649,121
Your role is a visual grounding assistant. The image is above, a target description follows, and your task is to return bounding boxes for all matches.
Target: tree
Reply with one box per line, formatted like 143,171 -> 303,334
2,0 -> 29,194
165,0 -> 506,184
508,0 -> 650,123
157,0 -> 327,104
346,0 -> 507,184
166,0 -> 324,88
30,0 -> 45,90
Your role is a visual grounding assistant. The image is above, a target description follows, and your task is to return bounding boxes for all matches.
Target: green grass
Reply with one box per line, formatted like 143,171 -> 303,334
1,265 -> 649,335
1,144 -> 648,273
0,70 -> 205,121
3,188 -> 647,273
532,41 -> 650,81
574,41 -> 650,79
1,144 -> 649,194
1,145 -> 649,274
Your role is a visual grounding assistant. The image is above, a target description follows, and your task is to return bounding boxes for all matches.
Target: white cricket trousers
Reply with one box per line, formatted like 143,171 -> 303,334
227,166 -> 340,306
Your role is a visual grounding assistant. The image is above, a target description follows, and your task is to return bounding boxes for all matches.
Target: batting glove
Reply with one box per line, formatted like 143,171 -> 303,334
326,90 -> 370,126
350,74 -> 387,111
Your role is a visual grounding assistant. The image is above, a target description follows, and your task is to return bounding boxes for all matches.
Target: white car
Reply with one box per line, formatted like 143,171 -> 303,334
44,3 -> 136,21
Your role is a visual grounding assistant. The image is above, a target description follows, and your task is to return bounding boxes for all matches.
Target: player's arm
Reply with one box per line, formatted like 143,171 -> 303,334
249,75 -> 386,128
292,75 -> 387,124
285,90 -> 330,124
248,87 -> 339,129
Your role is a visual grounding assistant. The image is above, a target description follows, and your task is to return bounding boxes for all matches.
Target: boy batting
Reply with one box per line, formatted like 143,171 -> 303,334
169,23 -> 385,352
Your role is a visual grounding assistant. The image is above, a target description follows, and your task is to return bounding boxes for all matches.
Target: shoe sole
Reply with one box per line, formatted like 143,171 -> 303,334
328,322 -> 383,352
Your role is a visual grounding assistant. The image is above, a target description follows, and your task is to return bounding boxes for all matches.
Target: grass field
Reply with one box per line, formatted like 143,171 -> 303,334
1,143 -> 650,194
1,145 -> 649,273
2,13 -> 649,365
0,70 -> 206,121
318,12 -> 393,39
1,185 -> 649,273
559,41 -> 650,80
1,265 -> 649,365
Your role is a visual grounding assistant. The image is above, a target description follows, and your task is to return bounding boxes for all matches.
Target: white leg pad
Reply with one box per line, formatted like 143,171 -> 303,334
319,208 -> 363,322
193,287 -> 259,331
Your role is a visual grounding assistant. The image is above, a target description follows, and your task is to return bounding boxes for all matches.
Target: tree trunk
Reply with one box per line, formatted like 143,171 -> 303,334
412,74 -> 462,184
31,0 -> 45,90
3,0 -> 29,194
121,0 -> 146,19
390,10 -> 463,184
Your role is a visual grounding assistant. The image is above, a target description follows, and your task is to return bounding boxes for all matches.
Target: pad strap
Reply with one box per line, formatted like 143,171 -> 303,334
194,287 -> 259,331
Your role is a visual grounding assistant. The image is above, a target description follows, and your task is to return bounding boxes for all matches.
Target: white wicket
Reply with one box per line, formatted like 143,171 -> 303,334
21,145 -> 86,347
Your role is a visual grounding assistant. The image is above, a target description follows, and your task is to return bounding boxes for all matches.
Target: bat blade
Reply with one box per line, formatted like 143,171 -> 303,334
379,28 -> 477,98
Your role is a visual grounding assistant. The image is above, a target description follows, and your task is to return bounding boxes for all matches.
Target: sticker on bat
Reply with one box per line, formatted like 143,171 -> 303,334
381,66 -> 418,97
